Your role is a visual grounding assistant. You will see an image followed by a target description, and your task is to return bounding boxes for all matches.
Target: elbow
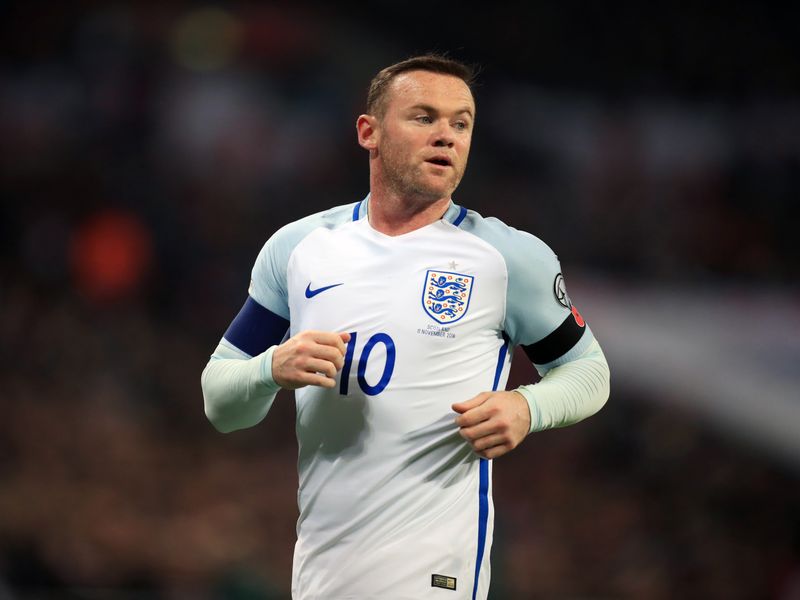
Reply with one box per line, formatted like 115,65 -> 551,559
204,403 -> 238,434
593,358 -> 611,416
575,352 -> 610,423
201,361 -> 237,434
201,359 -> 265,434
204,400 -> 264,434
202,389 -> 244,434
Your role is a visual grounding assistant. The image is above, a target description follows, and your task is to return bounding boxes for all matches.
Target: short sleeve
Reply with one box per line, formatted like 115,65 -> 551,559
247,202 -> 361,320
248,226 -> 294,320
459,213 -> 594,369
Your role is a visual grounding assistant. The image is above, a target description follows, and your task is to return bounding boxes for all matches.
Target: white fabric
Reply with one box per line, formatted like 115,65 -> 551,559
201,199 -> 609,600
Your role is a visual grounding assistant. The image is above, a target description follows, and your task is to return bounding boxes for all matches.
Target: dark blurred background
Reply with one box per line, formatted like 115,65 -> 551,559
1,2 -> 799,599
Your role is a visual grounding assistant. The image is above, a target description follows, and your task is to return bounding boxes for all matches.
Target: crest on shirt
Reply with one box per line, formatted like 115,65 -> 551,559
421,270 -> 474,324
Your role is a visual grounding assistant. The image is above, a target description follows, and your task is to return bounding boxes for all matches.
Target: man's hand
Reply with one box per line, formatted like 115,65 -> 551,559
272,330 -> 351,390
452,391 -> 531,459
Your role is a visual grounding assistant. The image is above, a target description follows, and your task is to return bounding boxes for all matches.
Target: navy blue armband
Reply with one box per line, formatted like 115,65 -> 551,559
522,312 -> 586,365
224,296 -> 289,357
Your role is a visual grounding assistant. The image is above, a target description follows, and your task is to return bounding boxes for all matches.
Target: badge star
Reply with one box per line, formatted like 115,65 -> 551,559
448,260 -> 458,270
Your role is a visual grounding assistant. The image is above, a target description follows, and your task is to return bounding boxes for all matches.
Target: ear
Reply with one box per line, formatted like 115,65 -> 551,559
356,114 -> 379,151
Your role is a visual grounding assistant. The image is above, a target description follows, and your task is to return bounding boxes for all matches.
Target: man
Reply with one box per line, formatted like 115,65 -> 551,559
202,54 -> 610,600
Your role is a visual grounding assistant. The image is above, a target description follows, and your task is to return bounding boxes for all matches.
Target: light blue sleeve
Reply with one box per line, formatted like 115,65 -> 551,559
459,212 -> 594,369
202,202 -> 360,433
248,203 -> 359,319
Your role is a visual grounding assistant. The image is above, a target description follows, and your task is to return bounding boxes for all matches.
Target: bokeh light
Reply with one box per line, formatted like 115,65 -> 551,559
70,210 -> 153,302
170,7 -> 243,71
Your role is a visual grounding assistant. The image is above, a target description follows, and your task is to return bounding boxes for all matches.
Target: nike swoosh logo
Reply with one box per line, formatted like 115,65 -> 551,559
305,282 -> 343,298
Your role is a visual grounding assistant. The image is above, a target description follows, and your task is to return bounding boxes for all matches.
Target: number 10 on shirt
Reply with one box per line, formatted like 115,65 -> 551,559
339,332 -> 396,396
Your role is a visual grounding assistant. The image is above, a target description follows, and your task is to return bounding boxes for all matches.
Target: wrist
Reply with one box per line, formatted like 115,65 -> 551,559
513,385 -> 540,434
259,346 -> 282,393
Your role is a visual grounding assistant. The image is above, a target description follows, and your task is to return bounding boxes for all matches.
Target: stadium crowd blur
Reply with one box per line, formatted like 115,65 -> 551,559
1,3 -> 798,599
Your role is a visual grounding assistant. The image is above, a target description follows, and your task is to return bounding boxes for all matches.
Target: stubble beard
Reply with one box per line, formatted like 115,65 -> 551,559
380,149 -> 464,209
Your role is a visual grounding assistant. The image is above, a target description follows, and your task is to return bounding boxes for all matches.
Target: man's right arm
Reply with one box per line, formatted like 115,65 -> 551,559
202,341 -> 281,433
203,204 -> 355,433
201,297 -> 350,433
201,296 -> 290,433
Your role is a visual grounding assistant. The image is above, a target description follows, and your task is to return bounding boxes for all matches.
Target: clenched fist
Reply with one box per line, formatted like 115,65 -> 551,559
272,330 -> 351,390
453,391 -> 531,459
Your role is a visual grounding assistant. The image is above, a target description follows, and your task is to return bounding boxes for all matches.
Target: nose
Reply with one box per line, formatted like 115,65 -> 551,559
432,120 -> 455,148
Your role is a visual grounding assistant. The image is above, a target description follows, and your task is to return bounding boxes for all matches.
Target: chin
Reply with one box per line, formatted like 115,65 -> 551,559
420,177 -> 458,199
392,171 -> 458,202
417,186 -> 455,202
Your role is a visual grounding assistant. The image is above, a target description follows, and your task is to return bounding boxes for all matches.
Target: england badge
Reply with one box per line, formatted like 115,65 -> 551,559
421,270 -> 474,324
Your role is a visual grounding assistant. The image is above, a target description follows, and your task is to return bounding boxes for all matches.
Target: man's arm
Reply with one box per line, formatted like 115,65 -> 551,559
517,337 -> 609,432
202,341 -> 281,433
202,205 -> 358,433
450,218 -> 610,459
453,338 -> 610,459
201,294 -> 289,433
202,328 -> 350,433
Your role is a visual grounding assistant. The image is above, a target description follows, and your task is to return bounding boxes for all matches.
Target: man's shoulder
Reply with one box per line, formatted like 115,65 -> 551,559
457,208 -> 557,263
249,201 -> 360,308
269,201 -> 361,248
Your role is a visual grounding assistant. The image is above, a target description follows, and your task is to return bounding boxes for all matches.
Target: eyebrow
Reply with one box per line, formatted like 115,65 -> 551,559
408,104 -> 474,119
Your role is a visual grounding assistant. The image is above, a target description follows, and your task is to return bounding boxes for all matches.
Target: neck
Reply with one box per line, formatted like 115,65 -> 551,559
367,190 -> 451,236
367,166 -> 453,236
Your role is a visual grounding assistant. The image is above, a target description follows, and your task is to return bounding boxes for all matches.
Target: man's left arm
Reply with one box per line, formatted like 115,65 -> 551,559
453,339 -> 609,459
454,227 -> 610,459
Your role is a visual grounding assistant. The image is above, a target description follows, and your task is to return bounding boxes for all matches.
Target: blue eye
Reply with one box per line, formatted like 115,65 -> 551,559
416,115 -> 432,124
454,121 -> 468,131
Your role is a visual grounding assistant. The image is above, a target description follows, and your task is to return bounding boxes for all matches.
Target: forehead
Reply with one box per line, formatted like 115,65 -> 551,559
385,70 -> 475,113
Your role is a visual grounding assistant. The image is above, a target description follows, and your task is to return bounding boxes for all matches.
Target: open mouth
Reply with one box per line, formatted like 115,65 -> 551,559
426,157 -> 452,167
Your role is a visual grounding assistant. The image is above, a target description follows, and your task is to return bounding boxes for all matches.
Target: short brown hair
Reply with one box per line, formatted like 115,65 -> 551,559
366,54 -> 475,117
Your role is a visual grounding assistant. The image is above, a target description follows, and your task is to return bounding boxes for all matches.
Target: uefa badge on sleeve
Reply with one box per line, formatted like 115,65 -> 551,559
421,270 -> 474,324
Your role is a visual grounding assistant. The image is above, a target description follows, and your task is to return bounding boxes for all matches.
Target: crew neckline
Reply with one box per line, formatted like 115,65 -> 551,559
352,194 -> 467,236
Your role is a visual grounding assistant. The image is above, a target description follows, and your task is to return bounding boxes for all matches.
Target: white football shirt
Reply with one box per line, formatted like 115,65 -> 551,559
240,197 -> 593,600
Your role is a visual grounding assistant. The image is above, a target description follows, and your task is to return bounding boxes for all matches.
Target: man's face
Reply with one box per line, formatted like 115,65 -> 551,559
374,70 -> 475,203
